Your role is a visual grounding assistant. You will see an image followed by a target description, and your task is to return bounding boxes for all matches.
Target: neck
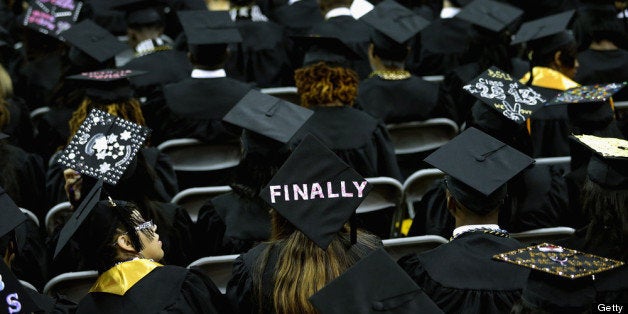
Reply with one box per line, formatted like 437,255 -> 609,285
454,210 -> 499,229
589,40 -> 618,51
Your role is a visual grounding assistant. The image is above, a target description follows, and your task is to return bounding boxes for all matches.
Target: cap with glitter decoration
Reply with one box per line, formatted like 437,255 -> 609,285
67,69 -> 146,102
57,108 -> 151,185
310,248 -> 443,314
360,0 -> 430,59
455,0 -> 523,33
511,10 -> 575,54
61,19 -> 128,63
549,83 -> 627,125
424,127 -> 535,215
111,0 -> 167,26
570,134 -> 628,189
292,35 -> 361,66
223,89 -> 313,144
259,134 -> 373,249
463,66 -> 547,125
23,0 -> 83,39
178,10 -> 242,46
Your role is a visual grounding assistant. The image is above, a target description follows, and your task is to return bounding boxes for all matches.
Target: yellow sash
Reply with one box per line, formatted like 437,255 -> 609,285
90,259 -> 162,295
519,67 -> 580,91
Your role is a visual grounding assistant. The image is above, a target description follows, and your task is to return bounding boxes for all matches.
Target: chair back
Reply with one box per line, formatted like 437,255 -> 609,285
382,235 -> 448,261
19,208 -> 40,227
157,138 -> 241,172
171,186 -> 233,222
510,227 -> 576,245
45,202 -> 73,235
260,87 -> 300,105
402,169 -> 445,218
386,118 -> 458,155
187,254 -> 240,294
357,177 -> 403,238
43,270 -> 99,303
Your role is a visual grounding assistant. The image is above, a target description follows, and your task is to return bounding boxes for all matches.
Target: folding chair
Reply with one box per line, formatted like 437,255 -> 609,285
356,177 -> 403,239
187,254 -> 240,294
20,280 -> 38,292
43,270 -> 99,303
421,75 -> 445,82
260,86 -> 300,105
19,208 -> 40,227
534,156 -> 571,173
382,235 -> 448,261
386,118 -> 459,155
402,169 -> 445,218
45,202 -> 73,235
510,227 -> 575,245
171,186 -> 232,222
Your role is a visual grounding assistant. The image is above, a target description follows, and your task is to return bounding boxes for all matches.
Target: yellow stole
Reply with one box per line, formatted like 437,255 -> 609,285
90,259 -> 162,296
519,67 -> 580,91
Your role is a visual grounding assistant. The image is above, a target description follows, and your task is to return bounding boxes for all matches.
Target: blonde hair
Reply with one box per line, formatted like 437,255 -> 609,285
294,62 -> 359,108
0,64 -> 13,99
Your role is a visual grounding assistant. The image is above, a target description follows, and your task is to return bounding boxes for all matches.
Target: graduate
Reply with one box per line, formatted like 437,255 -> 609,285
0,63 -> 34,152
290,35 -> 402,182
399,128 -> 534,313
194,90 -> 312,257
267,0 -> 323,36
144,10 -> 252,145
226,134 -> 382,313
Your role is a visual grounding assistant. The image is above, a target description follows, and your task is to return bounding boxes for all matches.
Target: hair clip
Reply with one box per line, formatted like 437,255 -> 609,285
108,196 -> 116,206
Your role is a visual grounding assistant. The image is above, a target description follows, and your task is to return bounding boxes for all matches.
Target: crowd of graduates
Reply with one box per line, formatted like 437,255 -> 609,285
0,0 -> 627,312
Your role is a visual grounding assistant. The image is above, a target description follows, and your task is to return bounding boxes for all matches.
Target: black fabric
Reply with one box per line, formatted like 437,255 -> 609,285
398,232 -> 529,314
194,192 -> 271,257
525,86 -> 569,158
122,49 -> 192,98
15,53 -> 64,111
454,0 -> 522,33
269,0 -> 323,36
13,216 -> 48,291
594,266 -> 628,303
0,143 -> 46,220
2,97 -> 35,152
33,107 -> 74,163
575,49 -> 628,101
77,265 -> 231,313
0,261 -> 40,313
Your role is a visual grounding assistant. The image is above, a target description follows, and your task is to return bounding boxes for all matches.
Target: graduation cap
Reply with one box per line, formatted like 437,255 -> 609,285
57,108 -> 151,186
61,19 -> 128,64
111,0 -> 167,26
463,66 -> 547,125
511,10 -> 575,54
66,69 -> 146,102
178,10 -> 242,46
292,35 -> 361,67
23,0 -> 83,39
0,186 -> 27,242
0,261 -> 41,313
259,134 -> 373,249
571,134 -> 628,189
360,0 -> 430,60
0,131 -> 8,140
455,0 -> 523,33
223,89 -> 313,144
547,82 -> 626,106
310,248 -> 443,314
424,127 -> 534,215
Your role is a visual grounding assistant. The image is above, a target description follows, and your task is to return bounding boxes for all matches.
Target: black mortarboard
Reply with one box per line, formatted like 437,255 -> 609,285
455,0 -> 523,33
111,0 -> 166,26
23,0 -> 83,39
259,134 -> 373,249
292,35 -> 361,66
0,186 -> 27,239
61,19 -> 128,63
463,67 -> 547,125
0,261 -> 40,313
178,10 -> 242,46
66,69 -> 146,102
223,90 -> 313,144
310,248 -> 443,314
360,0 -> 430,59
511,10 -> 575,54
494,243 -> 624,313
424,127 -> 534,214
548,82 -> 626,126
57,108 -> 150,185
571,134 -> 628,190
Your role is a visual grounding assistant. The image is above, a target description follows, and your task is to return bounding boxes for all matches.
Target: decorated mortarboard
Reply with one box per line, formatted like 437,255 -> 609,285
493,243 -> 624,279
259,134 -> 373,249
0,261 -> 41,313
223,90 -> 313,144
0,186 -> 27,239
511,10 -> 575,53
178,10 -> 242,45
455,0 -> 523,33
61,20 -> 128,63
546,82 -> 627,106
57,108 -> 150,186
111,0 -> 167,26
291,35 -> 361,66
463,66 -> 547,125
360,0 -> 430,45
570,134 -> 628,189
66,69 -> 146,102
310,248 -> 443,314
23,0 -> 83,40
424,127 -> 534,214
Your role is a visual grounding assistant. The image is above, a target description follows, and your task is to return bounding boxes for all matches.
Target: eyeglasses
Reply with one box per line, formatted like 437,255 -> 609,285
135,220 -> 155,231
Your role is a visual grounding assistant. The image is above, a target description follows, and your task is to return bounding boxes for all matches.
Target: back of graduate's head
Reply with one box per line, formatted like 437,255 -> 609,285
318,0 -> 353,13
188,44 -> 230,70
295,62 -> 359,108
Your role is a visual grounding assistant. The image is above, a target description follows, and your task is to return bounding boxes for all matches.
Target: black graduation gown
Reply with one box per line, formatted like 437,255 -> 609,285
398,232 -> 529,314
575,48 -> 628,101
357,75 -> 441,124
13,216 -> 48,291
291,106 -> 402,180
225,19 -> 294,88
77,266 -> 230,313
269,0 -> 323,36
122,49 -> 192,97
309,16 -> 372,78
0,143 -> 47,219
32,107 -> 74,163
595,266 -> 628,303
194,192 -> 271,258
14,54 -> 64,111
25,288 -> 77,314
144,76 -> 252,145
3,97 -> 35,152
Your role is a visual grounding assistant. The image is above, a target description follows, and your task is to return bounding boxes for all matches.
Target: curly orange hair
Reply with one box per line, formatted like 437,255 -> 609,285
294,62 -> 359,108
67,98 -> 146,144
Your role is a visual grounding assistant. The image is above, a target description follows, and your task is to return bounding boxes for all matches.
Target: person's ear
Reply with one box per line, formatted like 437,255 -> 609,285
116,234 -> 137,253
553,50 -> 563,68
